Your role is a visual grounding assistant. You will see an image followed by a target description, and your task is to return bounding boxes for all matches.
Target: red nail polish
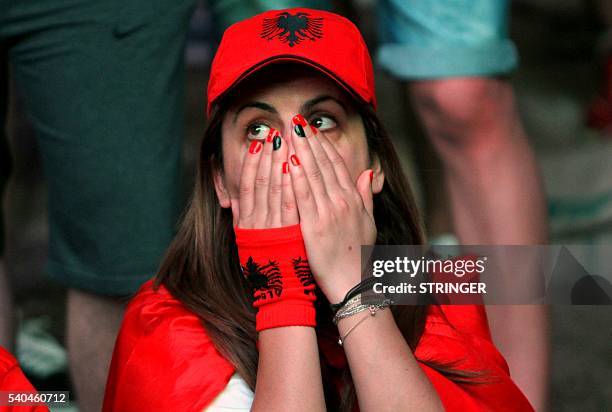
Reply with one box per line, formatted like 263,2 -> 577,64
310,125 -> 318,135
282,162 -> 289,174
290,154 -> 300,166
292,114 -> 307,127
266,128 -> 276,143
249,140 -> 262,154
369,170 -> 374,183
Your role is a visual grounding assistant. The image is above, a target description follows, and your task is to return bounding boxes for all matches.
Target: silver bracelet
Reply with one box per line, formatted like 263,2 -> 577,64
332,295 -> 362,324
337,303 -> 390,346
333,297 -> 393,325
332,294 -> 361,323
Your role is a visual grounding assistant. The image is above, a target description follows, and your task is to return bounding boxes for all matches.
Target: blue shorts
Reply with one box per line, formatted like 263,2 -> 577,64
377,0 -> 518,79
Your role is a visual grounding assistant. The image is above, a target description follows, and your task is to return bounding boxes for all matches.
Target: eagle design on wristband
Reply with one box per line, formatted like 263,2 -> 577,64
292,256 -> 316,296
242,257 -> 283,301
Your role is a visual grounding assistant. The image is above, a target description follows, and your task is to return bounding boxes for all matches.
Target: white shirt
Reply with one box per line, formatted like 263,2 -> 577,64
204,373 -> 254,411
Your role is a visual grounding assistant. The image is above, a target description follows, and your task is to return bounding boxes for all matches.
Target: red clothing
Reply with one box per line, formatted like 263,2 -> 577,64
104,280 -> 534,411
234,224 -> 317,331
0,347 -> 49,412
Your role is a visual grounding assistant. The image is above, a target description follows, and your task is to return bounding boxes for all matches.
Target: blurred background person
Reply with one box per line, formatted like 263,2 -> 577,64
1,1 -> 196,409
376,1 -> 550,410
1,60 -> 12,353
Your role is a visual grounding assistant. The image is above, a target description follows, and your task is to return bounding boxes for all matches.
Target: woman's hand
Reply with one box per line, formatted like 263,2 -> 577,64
231,130 -> 325,412
287,114 -> 377,304
231,128 -> 297,229
232,127 -> 317,331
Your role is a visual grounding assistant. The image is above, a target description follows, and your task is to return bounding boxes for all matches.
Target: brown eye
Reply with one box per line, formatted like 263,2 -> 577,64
310,116 -> 337,131
247,123 -> 270,140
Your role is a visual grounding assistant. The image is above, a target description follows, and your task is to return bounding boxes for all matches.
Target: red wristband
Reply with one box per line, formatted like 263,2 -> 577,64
234,224 -> 317,332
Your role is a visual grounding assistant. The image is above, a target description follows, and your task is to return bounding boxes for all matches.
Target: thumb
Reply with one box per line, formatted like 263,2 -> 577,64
356,169 -> 374,217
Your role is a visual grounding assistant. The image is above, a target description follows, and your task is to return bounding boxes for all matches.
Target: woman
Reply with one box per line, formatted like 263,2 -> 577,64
103,8 -> 534,411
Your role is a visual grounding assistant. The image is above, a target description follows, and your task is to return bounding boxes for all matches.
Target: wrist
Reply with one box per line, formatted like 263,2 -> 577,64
256,300 -> 316,332
234,224 -> 317,332
234,223 -> 303,244
335,304 -> 393,347
319,275 -> 361,305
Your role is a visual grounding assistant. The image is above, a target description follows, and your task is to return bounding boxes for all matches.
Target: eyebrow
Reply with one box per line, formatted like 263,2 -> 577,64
233,102 -> 278,123
302,95 -> 348,114
233,94 -> 348,123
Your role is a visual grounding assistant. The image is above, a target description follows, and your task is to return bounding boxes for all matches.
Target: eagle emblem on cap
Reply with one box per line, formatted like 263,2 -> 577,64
261,12 -> 323,47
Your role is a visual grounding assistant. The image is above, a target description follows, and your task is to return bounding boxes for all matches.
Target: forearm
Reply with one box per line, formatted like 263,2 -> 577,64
338,310 -> 444,412
233,219 -> 323,411
252,326 -> 325,412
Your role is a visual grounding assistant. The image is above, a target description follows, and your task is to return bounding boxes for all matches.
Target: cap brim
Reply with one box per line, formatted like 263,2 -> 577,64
207,55 -> 368,116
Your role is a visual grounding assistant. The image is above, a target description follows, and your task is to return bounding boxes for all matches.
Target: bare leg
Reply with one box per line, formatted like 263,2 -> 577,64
66,289 -> 125,412
1,38 -> 13,353
410,120 -> 453,237
410,77 -> 550,411
0,259 -> 14,351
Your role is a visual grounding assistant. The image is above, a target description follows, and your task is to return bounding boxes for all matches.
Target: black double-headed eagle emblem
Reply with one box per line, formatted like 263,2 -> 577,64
261,12 -> 324,47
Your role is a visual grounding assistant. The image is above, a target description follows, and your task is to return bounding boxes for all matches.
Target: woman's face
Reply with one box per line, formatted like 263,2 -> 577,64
214,68 -> 383,207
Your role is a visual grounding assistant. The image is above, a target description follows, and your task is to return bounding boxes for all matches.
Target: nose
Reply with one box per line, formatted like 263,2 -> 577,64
280,121 -> 294,153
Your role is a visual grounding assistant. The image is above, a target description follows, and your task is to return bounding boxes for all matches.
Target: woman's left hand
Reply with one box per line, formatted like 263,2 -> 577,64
287,114 -> 377,304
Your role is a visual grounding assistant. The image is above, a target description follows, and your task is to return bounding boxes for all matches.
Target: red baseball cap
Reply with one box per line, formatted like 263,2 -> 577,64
207,7 -> 376,116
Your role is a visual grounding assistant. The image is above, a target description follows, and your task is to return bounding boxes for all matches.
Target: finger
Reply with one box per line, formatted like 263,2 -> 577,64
356,169 -> 374,218
253,129 -> 276,225
316,131 -> 354,191
281,161 -> 299,226
291,114 -> 330,206
302,119 -> 342,195
238,139 -> 264,225
268,130 -> 285,227
288,153 -> 318,221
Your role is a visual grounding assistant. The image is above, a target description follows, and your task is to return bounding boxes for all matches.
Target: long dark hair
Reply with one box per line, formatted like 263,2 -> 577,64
155,68 -> 482,411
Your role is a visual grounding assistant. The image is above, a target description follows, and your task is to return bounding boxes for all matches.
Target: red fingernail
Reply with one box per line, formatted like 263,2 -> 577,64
282,162 -> 289,174
249,140 -> 262,154
369,170 -> 374,183
292,114 -> 307,127
310,125 -> 318,135
290,154 -> 300,166
266,128 -> 276,143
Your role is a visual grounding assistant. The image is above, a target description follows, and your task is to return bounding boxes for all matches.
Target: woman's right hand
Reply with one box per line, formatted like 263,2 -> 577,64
230,129 -> 325,412
232,128 -> 317,332
231,128 -> 298,229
